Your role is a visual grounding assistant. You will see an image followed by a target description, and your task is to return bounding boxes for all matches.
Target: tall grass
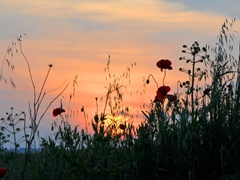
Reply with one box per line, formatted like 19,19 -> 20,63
1,19 -> 240,180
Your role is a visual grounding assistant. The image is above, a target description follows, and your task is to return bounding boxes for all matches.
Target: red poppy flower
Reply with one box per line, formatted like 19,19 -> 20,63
166,94 -> 177,102
203,88 -> 211,96
52,108 -> 65,117
153,96 -> 160,103
156,59 -> 173,72
0,167 -> 6,178
156,86 -> 171,101
119,124 -> 126,130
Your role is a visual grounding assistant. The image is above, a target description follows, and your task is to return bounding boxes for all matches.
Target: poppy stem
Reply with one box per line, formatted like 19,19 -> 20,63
177,80 -> 181,96
147,74 -> 158,89
163,69 -> 166,86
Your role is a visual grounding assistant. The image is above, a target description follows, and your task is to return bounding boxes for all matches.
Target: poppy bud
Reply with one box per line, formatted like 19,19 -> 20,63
203,88 -> 211,96
183,45 -> 187,48
119,124 -> 126,130
94,114 -> 99,123
166,94 -> 177,102
182,50 -> 186,53
179,68 -> 182,71
193,47 -> 199,54
188,70 -> 191,74
202,47 -> 207,52
146,79 -> 150,84
81,106 -> 84,112
179,57 -> 182,60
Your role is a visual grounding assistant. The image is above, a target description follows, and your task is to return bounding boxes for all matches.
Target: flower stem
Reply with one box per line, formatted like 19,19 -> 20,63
191,54 -> 196,121
147,74 -> 158,89
163,69 -> 166,86
177,81 -> 181,96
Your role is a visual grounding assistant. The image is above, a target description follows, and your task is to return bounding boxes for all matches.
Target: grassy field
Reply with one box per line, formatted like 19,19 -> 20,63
0,19 -> 240,180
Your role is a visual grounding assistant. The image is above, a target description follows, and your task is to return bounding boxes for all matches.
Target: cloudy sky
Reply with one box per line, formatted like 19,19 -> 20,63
0,0 -> 240,145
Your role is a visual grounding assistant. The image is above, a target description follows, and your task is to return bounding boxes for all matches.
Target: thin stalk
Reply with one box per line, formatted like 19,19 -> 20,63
12,123 -> 17,154
35,66 -> 52,106
37,83 -> 69,129
177,81 -> 180,96
103,87 -> 111,115
147,74 -> 159,89
19,40 -> 36,104
103,85 -> 124,115
83,111 -> 88,134
21,83 -> 69,180
163,69 -> 166,86
191,54 -> 196,121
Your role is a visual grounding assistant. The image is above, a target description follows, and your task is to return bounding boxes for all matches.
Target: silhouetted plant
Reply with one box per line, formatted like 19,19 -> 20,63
0,37 -> 18,88
179,41 -> 208,122
0,107 -> 26,154
2,19 -> 240,180
0,35 -> 74,180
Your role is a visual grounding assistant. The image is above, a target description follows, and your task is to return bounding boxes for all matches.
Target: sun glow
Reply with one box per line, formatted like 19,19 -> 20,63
100,113 -> 132,135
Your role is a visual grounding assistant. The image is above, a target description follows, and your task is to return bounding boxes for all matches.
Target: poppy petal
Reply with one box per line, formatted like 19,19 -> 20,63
0,167 -> 6,178
156,59 -> 173,71
52,108 -> 65,117
156,86 -> 171,101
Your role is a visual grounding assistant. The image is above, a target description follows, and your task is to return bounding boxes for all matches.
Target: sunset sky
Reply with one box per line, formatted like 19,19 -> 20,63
1,0 -> 240,146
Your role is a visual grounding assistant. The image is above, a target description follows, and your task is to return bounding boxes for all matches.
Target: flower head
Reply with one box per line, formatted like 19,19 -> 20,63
156,86 -> 171,101
119,124 -> 126,130
52,108 -> 65,117
156,59 -> 172,72
81,106 -> 84,112
166,94 -> 177,102
153,96 -> 160,103
0,167 -> 6,178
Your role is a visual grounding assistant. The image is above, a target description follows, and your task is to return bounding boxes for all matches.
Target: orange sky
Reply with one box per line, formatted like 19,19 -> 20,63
1,0 -> 240,146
